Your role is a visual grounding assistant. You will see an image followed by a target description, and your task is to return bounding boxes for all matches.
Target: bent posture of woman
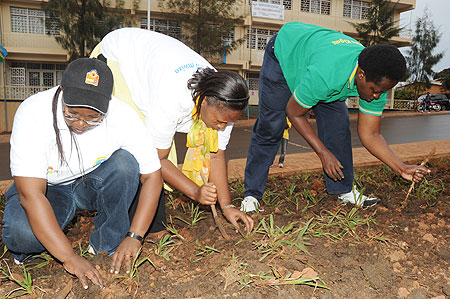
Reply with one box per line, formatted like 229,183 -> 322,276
92,28 -> 254,233
2,58 -> 163,289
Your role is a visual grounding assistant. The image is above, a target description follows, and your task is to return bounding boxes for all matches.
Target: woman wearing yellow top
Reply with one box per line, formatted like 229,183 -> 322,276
92,28 -> 254,235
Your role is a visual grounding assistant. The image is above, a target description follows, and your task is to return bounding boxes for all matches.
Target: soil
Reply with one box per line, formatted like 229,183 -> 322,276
0,157 -> 449,299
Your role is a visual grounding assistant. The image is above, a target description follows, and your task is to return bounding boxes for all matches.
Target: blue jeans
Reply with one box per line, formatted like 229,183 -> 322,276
2,149 -> 140,261
244,34 -> 354,199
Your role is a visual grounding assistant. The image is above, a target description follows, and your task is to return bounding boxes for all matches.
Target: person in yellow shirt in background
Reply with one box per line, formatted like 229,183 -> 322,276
278,117 -> 291,168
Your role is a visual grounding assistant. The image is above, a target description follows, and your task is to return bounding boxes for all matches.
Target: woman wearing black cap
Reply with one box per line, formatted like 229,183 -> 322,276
92,28 -> 254,235
2,58 -> 163,289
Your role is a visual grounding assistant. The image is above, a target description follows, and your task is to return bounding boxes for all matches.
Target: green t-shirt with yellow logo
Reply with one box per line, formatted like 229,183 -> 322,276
274,22 -> 386,116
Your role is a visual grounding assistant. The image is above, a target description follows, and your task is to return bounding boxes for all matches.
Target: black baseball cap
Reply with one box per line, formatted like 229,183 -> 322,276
61,58 -> 113,114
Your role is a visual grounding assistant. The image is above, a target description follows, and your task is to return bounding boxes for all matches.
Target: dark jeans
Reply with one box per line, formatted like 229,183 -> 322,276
244,35 -> 354,199
2,149 -> 140,261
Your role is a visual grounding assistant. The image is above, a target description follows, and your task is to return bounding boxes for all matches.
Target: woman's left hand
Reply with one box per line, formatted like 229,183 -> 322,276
222,208 -> 254,234
110,237 -> 141,275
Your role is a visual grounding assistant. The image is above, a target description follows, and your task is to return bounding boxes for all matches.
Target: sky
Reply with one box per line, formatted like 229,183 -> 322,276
400,0 -> 450,73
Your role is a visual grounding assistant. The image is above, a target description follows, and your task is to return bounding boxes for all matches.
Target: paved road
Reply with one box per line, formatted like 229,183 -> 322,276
174,113 -> 450,160
1,114 -> 450,180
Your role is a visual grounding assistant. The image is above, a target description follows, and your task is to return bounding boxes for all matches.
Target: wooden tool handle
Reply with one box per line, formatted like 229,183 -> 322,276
200,172 -> 230,239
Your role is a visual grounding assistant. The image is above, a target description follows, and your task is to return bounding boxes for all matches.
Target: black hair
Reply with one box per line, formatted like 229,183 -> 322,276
358,44 -> 406,84
52,86 -> 65,165
52,87 -> 86,179
187,68 -> 249,118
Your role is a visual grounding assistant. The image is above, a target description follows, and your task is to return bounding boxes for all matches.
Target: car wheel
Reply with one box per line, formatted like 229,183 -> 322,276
417,104 -> 425,112
434,104 -> 442,112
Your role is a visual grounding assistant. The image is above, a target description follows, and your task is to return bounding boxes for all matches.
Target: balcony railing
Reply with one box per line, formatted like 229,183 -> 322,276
0,86 -> 52,101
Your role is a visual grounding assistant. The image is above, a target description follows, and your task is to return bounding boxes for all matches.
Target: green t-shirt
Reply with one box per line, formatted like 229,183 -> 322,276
274,22 -> 386,116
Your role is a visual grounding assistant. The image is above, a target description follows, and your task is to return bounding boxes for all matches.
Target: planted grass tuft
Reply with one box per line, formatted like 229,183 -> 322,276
176,202 -> 206,226
114,246 -> 155,294
148,234 -> 175,261
415,178 -> 445,207
253,215 -> 314,261
77,241 -> 94,259
164,215 -> 185,240
1,260 -> 34,298
190,239 -> 219,263
261,189 -> 282,207
309,207 -> 378,242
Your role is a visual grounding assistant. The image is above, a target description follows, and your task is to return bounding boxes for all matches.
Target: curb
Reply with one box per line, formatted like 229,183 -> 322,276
3,140 -> 449,195
227,139 -> 450,180
233,110 -> 450,128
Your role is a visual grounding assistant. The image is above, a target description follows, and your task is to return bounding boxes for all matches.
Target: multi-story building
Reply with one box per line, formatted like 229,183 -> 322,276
0,0 -> 416,132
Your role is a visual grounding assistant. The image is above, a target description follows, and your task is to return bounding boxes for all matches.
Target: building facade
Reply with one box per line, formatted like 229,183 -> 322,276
0,0 -> 416,131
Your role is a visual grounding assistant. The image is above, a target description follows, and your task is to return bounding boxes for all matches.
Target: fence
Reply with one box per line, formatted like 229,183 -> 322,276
392,99 -> 414,110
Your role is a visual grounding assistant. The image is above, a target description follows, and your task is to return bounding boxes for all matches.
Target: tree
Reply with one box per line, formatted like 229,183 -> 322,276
159,0 -> 244,58
43,0 -> 139,60
394,86 -> 415,101
443,75 -> 450,91
350,0 -> 402,46
434,68 -> 450,80
405,9 -> 443,100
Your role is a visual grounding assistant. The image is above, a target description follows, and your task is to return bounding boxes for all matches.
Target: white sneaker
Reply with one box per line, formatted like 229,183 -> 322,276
87,244 -> 96,255
14,258 -> 24,265
338,186 -> 380,208
240,196 -> 261,213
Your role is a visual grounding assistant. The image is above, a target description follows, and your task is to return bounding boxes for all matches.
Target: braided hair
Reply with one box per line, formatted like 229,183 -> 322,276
187,68 -> 249,118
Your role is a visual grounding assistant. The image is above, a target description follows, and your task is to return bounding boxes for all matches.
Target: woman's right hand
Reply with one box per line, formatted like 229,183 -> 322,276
63,254 -> 104,290
194,182 -> 217,205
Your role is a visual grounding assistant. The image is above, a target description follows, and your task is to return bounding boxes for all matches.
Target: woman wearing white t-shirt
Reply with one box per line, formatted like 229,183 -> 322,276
2,58 -> 163,289
93,28 -> 254,233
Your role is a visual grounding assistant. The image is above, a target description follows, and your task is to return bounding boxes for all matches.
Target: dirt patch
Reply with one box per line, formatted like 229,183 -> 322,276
0,158 -> 449,298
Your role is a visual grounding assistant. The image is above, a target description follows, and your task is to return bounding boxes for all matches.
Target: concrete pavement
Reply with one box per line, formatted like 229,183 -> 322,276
1,110 -> 450,195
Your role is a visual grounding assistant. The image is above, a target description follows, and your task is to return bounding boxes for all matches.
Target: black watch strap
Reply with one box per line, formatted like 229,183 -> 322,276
126,231 -> 143,242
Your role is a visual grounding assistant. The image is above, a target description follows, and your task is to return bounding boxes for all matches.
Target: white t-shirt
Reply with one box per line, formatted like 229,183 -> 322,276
10,87 -> 161,185
100,28 -> 233,150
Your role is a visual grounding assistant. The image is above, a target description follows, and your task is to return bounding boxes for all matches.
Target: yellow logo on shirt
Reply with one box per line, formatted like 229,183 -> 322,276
85,69 -> 99,86
331,38 -> 362,46
94,157 -> 108,166
47,166 -> 54,174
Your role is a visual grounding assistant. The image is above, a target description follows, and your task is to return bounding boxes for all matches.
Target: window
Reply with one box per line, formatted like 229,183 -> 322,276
43,72 -> 54,86
247,28 -> 278,50
10,62 -> 66,87
246,72 -> 260,90
250,0 -> 292,10
29,72 -> 40,86
343,0 -> 370,20
301,0 -> 331,15
283,0 -> 292,10
11,7 -> 60,35
11,67 -> 26,86
140,18 -> 181,40
221,28 -> 235,45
